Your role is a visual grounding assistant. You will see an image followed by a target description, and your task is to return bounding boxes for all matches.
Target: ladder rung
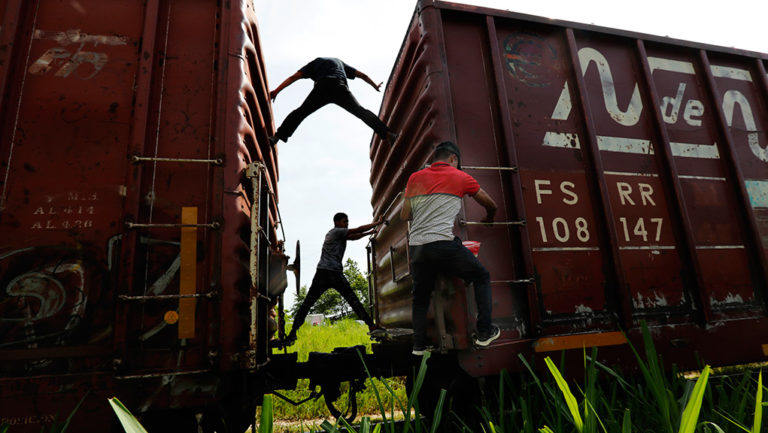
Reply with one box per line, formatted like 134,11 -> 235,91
491,278 -> 535,285
132,156 -> 223,165
463,165 -> 519,172
125,222 -> 220,230
459,219 -> 526,226
118,292 -> 217,301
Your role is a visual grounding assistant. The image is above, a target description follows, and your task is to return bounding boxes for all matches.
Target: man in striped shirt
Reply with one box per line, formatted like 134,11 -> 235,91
401,141 -> 500,355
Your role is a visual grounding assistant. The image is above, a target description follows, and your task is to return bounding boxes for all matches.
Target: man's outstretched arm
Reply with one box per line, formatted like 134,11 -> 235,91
354,70 -> 382,92
270,71 -> 304,101
347,217 -> 384,240
471,188 -> 497,223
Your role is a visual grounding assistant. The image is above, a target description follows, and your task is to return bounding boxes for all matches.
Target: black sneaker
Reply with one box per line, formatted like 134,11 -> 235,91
474,325 -> 501,347
412,345 -> 427,356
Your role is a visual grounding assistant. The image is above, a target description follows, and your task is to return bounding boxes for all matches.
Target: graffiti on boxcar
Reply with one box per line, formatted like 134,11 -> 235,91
0,247 -> 91,349
503,33 -> 557,88
28,29 -> 128,80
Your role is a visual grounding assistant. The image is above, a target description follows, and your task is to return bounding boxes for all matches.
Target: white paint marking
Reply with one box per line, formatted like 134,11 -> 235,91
648,57 -> 696,74
579,47 -> 643,126
678,175 -> 727,181
711,65 -> 753,82
532,247 -> 600,252
551,82 -> 572,120
604,171 -> 659,177
597,136 -> 653,155
695,245 -> 745,249
619,245 -> 675,250
542,131 -> 581,149
670,141 -> 720,159
33,29 -> 128,46
745,180 -> 768,208
722,90 -> 765,162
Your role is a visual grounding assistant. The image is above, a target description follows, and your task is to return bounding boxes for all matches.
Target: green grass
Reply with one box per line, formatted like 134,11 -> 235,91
262,319 -> 767,433
266,319 -> 408,425
476,323 -> 766,433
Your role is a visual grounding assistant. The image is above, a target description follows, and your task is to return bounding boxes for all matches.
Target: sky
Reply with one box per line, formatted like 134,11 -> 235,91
252,0 -> 767,307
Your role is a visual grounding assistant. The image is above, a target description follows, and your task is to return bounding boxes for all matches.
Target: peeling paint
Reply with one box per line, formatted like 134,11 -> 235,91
710,293 -> 745,306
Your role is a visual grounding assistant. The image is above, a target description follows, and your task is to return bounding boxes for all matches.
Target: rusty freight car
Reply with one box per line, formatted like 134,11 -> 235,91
0,0 -> 289,431
371,0 -> 768,378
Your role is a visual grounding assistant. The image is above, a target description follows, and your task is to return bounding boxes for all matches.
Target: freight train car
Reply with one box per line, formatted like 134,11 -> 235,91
0,1 -> 289,431
371,0 -> 768,378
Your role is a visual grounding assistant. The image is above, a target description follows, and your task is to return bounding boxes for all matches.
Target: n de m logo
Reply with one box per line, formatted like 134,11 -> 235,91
543,47 -> 768,164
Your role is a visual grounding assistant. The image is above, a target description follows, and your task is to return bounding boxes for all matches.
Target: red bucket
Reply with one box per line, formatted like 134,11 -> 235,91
462,240 -> 481,257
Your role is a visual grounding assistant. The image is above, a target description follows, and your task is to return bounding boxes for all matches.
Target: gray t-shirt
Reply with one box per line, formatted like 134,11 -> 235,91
317,227 -> 348,271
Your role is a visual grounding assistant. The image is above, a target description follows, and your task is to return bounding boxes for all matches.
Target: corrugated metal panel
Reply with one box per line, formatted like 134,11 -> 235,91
0,0 -> 277,430
371,0 -> 768,376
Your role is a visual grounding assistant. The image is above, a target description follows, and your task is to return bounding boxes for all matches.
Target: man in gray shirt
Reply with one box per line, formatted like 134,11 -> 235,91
286,212 -> 384,343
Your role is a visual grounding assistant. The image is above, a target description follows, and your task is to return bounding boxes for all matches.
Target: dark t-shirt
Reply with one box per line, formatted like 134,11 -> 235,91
299,57 -> 357,83
317,227 -> 348,272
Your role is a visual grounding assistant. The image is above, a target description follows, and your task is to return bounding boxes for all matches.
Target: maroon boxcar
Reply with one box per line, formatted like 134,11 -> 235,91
0,0 -> 285,431
370,0 -> 768,377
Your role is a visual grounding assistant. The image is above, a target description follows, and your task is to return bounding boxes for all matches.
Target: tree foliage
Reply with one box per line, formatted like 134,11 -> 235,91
290,258 -> 370,319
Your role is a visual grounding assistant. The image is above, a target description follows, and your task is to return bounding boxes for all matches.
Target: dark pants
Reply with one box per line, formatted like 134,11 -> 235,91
275,78 -> 389,141
410,237 -> 492,348
290,268 -> 373,334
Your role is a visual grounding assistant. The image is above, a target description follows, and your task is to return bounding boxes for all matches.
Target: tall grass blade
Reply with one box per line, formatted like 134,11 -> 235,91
355,348 -> 389,428
752,370 -> 763,433
538,426 -> 555,433
359,416 -> 371,433
714,409 -> 751,433
108,397 -> 148,433
626,321 -> 675,433
428,389 -> 447,433
622,409 -> 631,433
46,392 -> 88,433
320,419 -> 339,432
678,365 -> 711,433
583,346 -> 600,433
699,422 -> 727,433
259,394 -> 274,433
544,356 -> 584,433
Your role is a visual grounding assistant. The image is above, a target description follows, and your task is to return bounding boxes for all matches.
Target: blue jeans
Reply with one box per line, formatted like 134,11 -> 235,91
409,237 -> 492,348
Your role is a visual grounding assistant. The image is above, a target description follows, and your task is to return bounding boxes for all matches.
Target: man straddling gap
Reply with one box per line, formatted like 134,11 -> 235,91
401,141 -> 501,356
268,57 -> 398,146
286,212 -> 386,343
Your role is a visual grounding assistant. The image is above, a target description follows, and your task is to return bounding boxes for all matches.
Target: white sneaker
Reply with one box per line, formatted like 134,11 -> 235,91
474,325 -> 501,347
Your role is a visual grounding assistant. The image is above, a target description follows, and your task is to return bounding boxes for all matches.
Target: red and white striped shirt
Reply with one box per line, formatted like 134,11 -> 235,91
404,162 -> 480,245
